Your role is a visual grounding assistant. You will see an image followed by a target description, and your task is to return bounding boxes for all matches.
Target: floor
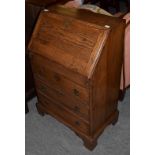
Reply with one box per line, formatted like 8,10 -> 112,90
25,88 -> 130,155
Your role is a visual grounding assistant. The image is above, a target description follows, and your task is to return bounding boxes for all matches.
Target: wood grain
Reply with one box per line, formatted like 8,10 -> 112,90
28,6 -> 125,150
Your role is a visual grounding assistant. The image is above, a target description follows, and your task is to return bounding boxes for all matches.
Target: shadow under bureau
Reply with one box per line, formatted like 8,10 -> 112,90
28,6 -> 125,150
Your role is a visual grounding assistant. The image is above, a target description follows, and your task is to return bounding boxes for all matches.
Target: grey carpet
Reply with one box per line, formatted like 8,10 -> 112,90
26,88 -> 130,155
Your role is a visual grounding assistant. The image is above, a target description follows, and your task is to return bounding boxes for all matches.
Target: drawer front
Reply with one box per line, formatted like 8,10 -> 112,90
31,55 -> 89,103
38,94 -> 90,135
35,78 -> 89,121
30,53 -> 90,88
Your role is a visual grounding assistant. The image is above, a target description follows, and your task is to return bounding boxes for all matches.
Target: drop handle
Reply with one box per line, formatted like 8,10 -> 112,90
53,74 -> 60,82
75,121 -> 80,126
73,89 -> 80,96
73,106 -> 80,113
40,86 -> 46,92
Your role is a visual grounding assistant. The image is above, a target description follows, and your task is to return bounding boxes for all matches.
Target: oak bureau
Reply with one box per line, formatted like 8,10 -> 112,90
28,6 -> 125,150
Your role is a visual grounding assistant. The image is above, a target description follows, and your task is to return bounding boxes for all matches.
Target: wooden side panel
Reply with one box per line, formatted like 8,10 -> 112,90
91,20 -> 125,136
105,21 -> 125,116
90,42 -> 108,135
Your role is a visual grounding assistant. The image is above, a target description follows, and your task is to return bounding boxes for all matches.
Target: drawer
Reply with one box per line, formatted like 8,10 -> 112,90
35,78 -> 89,121
31,55 -> 89,103
30,53 -> 90,88
38,94 -> 90,135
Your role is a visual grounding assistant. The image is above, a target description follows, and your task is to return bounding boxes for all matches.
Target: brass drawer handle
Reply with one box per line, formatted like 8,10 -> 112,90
73,89 -> 80,96
75,121 -> 80,126
73,106 -> 80,113
40,86 -> 46,92
53,74 -> 60,82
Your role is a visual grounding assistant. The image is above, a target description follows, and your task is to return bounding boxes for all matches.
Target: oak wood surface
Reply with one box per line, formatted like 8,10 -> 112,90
35,78 -> 90,121
38,95 -> 90,135
30,54 -> 89,102
28,6 -> 125,150
29,11 -> 110,78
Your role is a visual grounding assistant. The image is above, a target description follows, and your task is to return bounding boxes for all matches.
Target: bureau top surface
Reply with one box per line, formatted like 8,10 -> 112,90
28,10 -> 110,78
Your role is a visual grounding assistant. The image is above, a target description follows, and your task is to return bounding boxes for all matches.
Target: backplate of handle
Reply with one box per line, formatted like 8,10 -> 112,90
74,106 -> 80,113
54,74 -> 61,82
73,89 -> 80,96
75,121 -> 80,126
